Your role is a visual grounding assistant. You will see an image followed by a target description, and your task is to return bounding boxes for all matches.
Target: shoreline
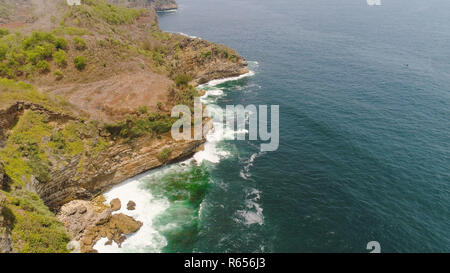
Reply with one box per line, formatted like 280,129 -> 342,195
92,68 -> 255,253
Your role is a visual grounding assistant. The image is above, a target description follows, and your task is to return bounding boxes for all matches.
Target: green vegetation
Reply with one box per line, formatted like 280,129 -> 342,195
53,50 -> 67,68
105,112 -> 176,140
0,28 -> 9,38
73,56 -> 86,71
138,105 -> 148,115
0,78 -> 69,112
78,0 -> 146,25
201,50 -> 211,59
5,189 -> 71,253
0,77 -> 113,253
152,50 -> 165,66
157,148 -> 172,163
170,84 -> 199,109
174,74 -> 192,87
53,70 -> 64,81
72,36 -> 87,50
0,31 -> 69,79
36,60 -> 50,74
54,37 -> 68,50
1,111 -> 52,184
52,26 -> 90,36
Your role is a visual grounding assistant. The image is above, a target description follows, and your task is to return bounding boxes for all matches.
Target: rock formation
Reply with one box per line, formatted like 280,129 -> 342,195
57,198 -> 142,252
110,198 -> 121,212
127,200 -> 136,210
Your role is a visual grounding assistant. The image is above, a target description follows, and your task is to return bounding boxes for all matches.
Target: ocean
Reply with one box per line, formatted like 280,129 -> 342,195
95,0 -> 450,253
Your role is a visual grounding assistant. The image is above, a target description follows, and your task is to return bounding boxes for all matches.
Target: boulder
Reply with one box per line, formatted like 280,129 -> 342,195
127,200 -> 136,210
110,198 -> 121,212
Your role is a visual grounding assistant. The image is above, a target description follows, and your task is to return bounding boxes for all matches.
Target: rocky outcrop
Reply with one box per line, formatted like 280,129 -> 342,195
0,192 -> 13,253
152,0 -> 178,11
33,133 -> 204,211
57,198 -> 143,253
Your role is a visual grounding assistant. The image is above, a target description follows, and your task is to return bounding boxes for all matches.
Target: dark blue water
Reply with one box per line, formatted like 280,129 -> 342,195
158,0 -> 450,252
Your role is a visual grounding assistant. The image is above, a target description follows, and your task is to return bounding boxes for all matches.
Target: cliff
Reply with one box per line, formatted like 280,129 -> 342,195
0,0 -> 248,252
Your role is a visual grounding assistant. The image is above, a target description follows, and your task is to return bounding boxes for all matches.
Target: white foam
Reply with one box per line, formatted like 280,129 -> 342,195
194,68 -> 256,164
157,9 -> 178,14
177,32 -> 201,39
240,152 -> 263,180
199,70 -> 255,88
235,188 -> 264,226
95,64 -> 258,252
93,174 -> 170,253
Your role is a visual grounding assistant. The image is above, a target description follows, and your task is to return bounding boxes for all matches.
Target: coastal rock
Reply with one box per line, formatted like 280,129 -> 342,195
110,198 -> 121,212
57,200 -> 110,237
57,199 -> 142,253
127,201 -> 136,210
81,213 -> 143,252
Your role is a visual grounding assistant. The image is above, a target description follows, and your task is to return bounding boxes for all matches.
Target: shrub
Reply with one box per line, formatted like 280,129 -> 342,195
25,44 -> 54,64
174,74 -> 192,87
22,32 -> 56,50
152,50 -> 164,66
53,70 -> 64,81
202,50 -> 212,59
157,148 -> 172,163
0,28 -> 9,38
54,37 -> 68,50
18,64 -> 36,77
73,36 -> 87,50
53,50 -> 67,68
74,56 -> 86,71
138,106 -> 148,115
36,60 -> 50,73
83,0 -> 145,25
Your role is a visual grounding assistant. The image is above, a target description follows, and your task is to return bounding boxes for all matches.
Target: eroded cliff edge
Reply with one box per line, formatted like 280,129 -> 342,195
0,0 -> 248,252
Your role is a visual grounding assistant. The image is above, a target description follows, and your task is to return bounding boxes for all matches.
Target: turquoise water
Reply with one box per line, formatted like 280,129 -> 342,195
98,0 -> 449,253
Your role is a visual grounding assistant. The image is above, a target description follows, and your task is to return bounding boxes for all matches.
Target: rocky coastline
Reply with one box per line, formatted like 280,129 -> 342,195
0,0 -> 248,253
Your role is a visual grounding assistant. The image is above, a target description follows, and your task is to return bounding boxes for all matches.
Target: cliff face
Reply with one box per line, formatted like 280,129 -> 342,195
0,0 -> 247,252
